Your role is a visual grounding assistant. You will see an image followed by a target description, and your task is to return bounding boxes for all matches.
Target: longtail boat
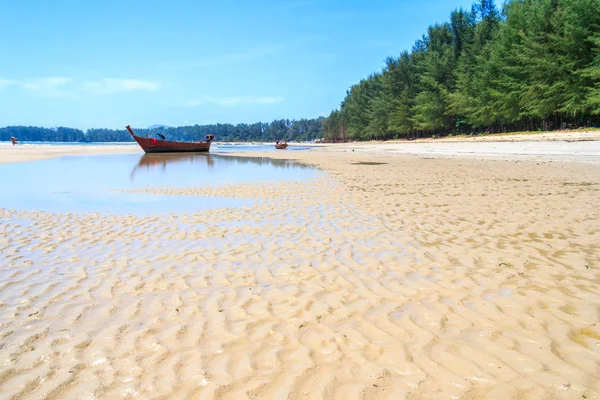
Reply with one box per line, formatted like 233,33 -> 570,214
126,125 -> 214,153
275,141 -> 288,149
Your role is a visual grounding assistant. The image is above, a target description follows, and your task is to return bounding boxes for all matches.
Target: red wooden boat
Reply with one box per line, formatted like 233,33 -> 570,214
126,125 -> 214,153
275,141 -> 288,149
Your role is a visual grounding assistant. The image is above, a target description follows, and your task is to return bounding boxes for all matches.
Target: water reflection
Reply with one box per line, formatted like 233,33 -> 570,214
0,153 -> 323,215
130,153 -> 215,182
216,155 -> 312,169
130,153 -> 313,183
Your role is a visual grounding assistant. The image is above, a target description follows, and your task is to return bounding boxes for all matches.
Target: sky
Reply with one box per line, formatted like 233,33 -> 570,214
0,0 -> 476,130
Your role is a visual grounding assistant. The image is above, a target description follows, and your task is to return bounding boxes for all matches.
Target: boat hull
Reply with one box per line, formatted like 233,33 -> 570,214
275,143 -> 288,149
127,126 -> 212,153
141,145 -> 210,153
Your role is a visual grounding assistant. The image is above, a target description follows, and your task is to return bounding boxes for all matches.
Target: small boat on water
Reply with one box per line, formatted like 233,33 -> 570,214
126,125 -> 214,153
275,141 -> 288,150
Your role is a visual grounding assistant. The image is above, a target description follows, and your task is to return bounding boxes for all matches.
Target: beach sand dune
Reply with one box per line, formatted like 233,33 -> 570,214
0,148 -> 599,399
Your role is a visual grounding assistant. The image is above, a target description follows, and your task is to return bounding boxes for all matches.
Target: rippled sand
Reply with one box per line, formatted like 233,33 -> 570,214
1,151 -> 599,399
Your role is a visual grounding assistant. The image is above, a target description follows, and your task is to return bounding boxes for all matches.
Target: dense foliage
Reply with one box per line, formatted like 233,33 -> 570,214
324,0 -> 600,141
0,118 -> 325,143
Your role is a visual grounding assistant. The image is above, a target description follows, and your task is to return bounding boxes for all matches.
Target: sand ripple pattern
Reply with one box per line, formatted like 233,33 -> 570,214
1,157 -> 600,400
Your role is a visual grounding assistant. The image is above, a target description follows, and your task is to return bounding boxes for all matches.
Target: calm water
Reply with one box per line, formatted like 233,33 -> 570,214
212,144 -> 315,153
0,141 -> 136,146
0,153 -> 323,215
1,142 -> 317,153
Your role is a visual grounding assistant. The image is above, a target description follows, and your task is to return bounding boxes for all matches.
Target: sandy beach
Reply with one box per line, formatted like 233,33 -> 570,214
0,143 -> 140,164
306,130 -> 600,164
1,138 -> 599,399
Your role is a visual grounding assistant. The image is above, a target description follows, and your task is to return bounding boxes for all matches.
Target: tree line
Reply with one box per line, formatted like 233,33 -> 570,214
324,0 -> 600,141
0,118 -> 325,143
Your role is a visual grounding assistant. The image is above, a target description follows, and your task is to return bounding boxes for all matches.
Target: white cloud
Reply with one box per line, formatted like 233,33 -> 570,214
0,78 -> 17,89
0,76 -> 73,97
185,96 -> 285,107
0,77 -> 161,97
83,78 -> 161,95
21,77 -> 73,92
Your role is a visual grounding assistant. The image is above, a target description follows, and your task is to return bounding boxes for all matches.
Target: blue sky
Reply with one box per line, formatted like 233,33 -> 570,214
0,0 -> 476,130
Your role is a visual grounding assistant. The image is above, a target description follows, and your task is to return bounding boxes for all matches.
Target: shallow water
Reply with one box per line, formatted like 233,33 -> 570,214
0,142 -> 317,153
0,153 -> 323,215
212,144 -> 315,153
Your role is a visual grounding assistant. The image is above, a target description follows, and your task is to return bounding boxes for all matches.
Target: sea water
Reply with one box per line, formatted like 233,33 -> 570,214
0,142 -> 317,153
0,153 -> 323,215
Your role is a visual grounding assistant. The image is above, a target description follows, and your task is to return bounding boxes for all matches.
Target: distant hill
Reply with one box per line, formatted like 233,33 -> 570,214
147,124 -> 171,129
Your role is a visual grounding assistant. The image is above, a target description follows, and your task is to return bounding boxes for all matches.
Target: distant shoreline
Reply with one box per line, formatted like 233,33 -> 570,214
2,128 -> 599,146
2,130 -> 600,165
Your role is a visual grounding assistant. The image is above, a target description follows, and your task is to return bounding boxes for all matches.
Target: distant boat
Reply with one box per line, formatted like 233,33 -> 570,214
275,141 -> 288,150
126,125 -> 214,153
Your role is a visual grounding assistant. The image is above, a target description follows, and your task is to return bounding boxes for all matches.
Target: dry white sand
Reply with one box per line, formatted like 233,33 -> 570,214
397,129 -> 600,142
0,139 -> 599,399
308,131 -> 600,164
0,143 -> 140,164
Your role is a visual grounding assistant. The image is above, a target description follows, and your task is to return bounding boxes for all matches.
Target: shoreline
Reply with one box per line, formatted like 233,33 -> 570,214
1,130 -> 600,165
0,143 -> 141,164
350,129 -> 600,143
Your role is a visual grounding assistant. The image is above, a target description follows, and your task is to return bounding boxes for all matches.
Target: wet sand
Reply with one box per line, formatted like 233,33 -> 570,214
1,142 -> 599,399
